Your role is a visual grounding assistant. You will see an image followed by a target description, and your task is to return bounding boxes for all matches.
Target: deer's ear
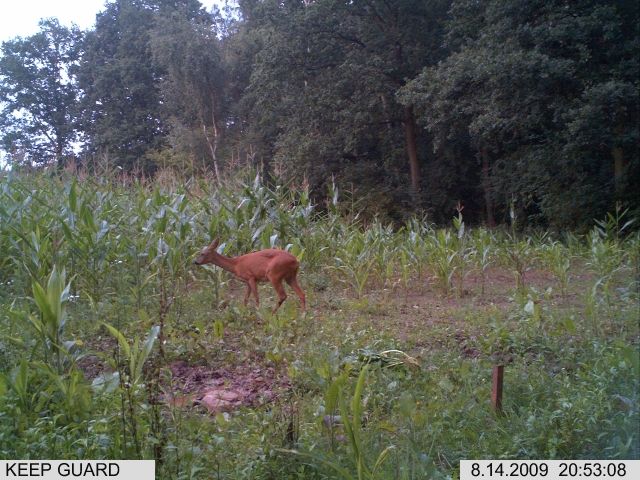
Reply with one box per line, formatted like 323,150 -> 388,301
210,239 -> 220,249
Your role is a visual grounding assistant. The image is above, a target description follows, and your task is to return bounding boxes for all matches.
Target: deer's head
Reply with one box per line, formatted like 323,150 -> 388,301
194,239 -> 220,265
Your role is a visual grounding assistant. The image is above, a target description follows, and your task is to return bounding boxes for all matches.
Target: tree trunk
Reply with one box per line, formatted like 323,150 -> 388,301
613,146 -> 624,193
203,123 -> 220,181
403,105 -> 420,193
481,147 -> 496,228
202,93 -> 221,184
612,124 -> 626,196
55,134 -> 64,170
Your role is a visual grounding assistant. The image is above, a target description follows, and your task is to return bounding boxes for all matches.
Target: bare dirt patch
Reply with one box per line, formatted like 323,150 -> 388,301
77,329 -> 291,415
165,359 -> 291,413
328,266 -> 595,348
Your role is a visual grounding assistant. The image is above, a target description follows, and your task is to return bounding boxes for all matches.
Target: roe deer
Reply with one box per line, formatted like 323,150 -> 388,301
194,239 -> 306,313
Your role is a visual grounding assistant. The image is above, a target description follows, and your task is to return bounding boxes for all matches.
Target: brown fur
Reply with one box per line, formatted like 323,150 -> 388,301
194,239 -> 306,313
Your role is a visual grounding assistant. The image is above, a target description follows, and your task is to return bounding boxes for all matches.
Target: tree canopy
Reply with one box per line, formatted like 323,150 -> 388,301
0,0 -> 638,227
0,19 -> 81,167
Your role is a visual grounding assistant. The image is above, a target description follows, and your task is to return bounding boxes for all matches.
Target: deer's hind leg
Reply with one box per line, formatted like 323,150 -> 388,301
286,275 -> 306,311
243,282 -> 252,306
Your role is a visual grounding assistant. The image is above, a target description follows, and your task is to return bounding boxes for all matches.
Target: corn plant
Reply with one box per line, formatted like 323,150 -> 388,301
0,194 -> 15,285
60,182 -> 113,301
540,240 -> 572,297
425,229 -> 459,295
594,203 -> 635,241
4,267 -> 91,426
452,205 -> 470,297
100,323 -> 160,458
366,222 -> 397,288
500,200 -> 535,293
284,366 -> 395,480
39,363 -> 92,423
13,228 -> 55,290
25,266 -> 73,374
403,217 -> 432,281
0,358 -> 91,434
334,230 -> 378,298
499,234 -> 535,293
122,208 -> 154,311
1,359 -> 45,426
339,366 -> 394,480
397,245 -> 413,293
470,228 -> 494,295
145,188 -> 197,358
421,207 -> 471,297
1,177 -> 62,293
587,227 -> 624,309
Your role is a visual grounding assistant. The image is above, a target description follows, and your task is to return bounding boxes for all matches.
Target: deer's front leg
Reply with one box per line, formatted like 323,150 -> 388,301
269,275 -> 288,313
243,282 -> 251,306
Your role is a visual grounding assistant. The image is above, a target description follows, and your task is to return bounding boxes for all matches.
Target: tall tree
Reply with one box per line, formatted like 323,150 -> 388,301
150,10 -> 226,176
235,0 -> 449,217
78,0 -> 167,171
402,0 -> 640,227
78,0 -> 216,172
0,19 -> 82,168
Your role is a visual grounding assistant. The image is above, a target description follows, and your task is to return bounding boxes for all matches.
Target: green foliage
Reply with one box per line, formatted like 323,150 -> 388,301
469,228 -> 494,295
78,0 -> 168,170
236,0 -> 450,217
0,170 -> 637,476
102,324 -> 159,390
0,19 -> 81,167
400,0 -> 639,228
333,230 -> 379,298
2,1 -> 636,228
29,266 -> 72,372
540,240 -> 572,297
0,3 -> 637,476
285,365 -> 395,480
149,8 -> 225,174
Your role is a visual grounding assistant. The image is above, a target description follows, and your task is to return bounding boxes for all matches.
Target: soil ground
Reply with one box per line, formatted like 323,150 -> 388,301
82,265 -> 599,413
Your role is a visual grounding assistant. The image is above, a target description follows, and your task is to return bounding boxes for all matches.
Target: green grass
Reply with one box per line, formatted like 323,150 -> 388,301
0,168 -> 638,479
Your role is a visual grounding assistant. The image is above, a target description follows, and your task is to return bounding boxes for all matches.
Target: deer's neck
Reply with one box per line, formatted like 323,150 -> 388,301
211,253 -> 238,274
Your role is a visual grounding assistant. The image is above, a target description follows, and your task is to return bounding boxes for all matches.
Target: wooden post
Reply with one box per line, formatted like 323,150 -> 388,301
492,365 -> 504,413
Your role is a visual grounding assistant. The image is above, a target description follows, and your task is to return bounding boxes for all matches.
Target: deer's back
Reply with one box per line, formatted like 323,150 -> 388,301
236,249 -> 299,280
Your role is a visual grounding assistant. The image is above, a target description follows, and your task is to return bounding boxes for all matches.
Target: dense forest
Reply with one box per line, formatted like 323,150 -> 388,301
1,0 -> 638,227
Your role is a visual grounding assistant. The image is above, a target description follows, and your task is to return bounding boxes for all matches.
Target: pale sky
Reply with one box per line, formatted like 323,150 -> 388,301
0,0 -> 224,43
